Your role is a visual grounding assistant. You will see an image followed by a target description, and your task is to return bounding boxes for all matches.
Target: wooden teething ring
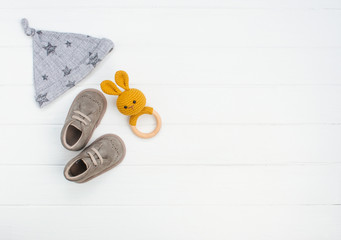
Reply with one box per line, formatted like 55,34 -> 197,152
130,110 -> 161,139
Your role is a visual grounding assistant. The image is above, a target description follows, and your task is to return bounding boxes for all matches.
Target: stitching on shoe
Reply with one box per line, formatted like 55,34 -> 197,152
78,95 -> 103,112
110,139 -> 120,156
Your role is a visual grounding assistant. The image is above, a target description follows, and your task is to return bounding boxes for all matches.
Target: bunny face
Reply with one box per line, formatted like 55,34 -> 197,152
117,89 -> 146,116
100,70 -> 147,116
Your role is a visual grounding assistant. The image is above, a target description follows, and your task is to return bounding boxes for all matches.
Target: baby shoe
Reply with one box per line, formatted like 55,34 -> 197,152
64,134 -> 126,183
61,89 -> 107,151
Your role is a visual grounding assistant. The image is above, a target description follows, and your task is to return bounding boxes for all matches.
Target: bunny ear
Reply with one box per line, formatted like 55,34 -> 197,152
115,70 -> 130,90
100,80 -> 122,95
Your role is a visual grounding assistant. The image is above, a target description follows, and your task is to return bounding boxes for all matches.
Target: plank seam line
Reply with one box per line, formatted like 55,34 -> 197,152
0,203 -> 340,207
1,162 -> 341,167
2,45 -> 341,49
3,83 -> 341,87
0,7 -> 341,10
1,123 -> 341,126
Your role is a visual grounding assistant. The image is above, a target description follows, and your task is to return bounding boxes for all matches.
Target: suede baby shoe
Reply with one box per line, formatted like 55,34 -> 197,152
64,134 -> 126,183
61,89 -> 107,151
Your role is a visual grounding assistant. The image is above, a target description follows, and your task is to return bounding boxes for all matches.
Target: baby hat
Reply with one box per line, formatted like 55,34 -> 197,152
21,18 -> 114,107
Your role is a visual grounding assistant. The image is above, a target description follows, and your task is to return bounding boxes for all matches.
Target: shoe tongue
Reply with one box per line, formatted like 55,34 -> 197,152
70,121 -> 83,131
80,156 -> 94,167
95,143 -> 108,160
71,103 -> 93,130
83,144 -> 107,167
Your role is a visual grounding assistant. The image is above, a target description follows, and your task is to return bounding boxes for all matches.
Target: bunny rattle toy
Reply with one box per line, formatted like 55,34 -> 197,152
100,70 -> 161,139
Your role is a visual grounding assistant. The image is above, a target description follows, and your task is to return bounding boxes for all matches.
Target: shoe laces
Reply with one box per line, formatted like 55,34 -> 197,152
72,110 -> 92,126
87,147 -> 104,167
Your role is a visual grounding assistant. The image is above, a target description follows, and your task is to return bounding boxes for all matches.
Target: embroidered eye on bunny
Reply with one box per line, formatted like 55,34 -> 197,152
100,70 -> 161,138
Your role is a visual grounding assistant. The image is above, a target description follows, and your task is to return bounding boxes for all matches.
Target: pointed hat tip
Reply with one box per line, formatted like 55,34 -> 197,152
21,18 -> 35,36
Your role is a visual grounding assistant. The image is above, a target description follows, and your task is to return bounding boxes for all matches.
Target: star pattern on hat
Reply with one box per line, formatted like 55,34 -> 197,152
87,53 -> 101,67
43,42 -> 57,56
21,18 -> 114,108
66,80 -> 75,88
36,93 -> 49,106
62,66 -> 72,76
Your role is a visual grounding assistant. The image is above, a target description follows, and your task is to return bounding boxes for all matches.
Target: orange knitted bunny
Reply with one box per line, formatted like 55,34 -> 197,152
100,70 -> 161,138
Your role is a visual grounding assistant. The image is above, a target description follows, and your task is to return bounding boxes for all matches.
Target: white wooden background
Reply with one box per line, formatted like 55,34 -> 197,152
1,0 -> 341,239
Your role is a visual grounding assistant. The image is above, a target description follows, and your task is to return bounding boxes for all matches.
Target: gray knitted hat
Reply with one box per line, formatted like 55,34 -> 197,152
21,18 -> 114,107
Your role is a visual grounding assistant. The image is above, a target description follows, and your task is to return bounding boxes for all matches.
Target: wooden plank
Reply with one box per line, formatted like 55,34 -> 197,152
2,46 -> 341,85
1,85 -> 341,124
1,206 -> 341,240
1,124 -> 341,165
0,165 -> 340,205
1,1 -> 340,239
1,9 -> 341,47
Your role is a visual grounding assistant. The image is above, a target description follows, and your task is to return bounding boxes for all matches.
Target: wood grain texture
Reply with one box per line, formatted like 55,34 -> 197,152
1,9 -> 341,47
2,47 -> 341,85
1,85 -> 341,124
1,206 -> 341,240
1,165 -> 341,205
1,124 -> 341,165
